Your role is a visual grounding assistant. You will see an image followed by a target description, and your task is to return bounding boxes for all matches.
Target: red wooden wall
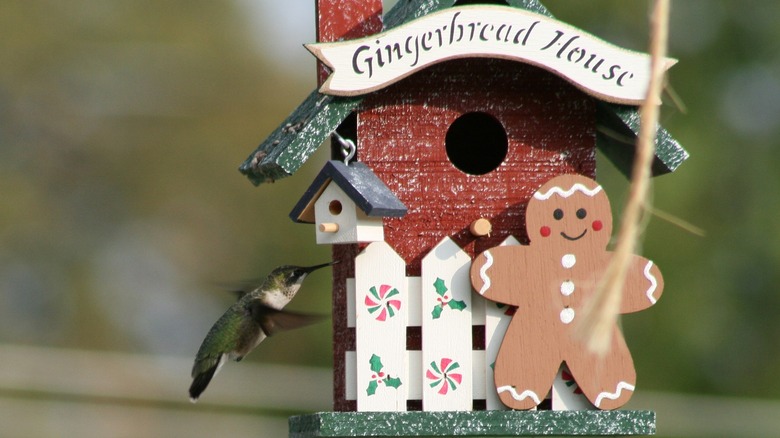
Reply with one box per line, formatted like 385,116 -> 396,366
359,59 -> 597,276
316,0 -> 383,85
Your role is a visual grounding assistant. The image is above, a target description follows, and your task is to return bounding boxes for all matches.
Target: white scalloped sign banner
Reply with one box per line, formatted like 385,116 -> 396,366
306,5 -> 675,104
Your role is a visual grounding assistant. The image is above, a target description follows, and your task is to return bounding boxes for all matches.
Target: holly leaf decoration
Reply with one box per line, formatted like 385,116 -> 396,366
433,277 -> 448,297
448,299 -> 467,311
369,354 -> 383,373
431,304 -> 443,319
366,380 -> 379,396
384,375 -> 402,389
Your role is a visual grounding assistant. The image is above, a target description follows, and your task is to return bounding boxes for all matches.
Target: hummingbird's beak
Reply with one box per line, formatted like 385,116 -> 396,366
301,261 -> 337,273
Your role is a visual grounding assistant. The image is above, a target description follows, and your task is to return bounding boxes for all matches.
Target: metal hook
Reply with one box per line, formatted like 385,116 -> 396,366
332,131 -> 356,166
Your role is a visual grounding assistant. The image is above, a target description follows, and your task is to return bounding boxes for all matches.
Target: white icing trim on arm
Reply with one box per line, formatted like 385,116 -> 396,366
644,260 -> 658,304
478,250 -> 494,295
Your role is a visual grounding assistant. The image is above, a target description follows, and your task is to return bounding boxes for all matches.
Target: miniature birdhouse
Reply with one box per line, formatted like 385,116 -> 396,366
289,160 -> 407,244
239,0 -> 688,436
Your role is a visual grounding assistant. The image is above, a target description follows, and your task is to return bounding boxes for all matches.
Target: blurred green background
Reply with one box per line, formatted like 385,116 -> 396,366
2,0 -> 779,436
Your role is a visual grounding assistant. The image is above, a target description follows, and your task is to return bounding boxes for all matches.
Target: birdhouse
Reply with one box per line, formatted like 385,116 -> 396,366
239,0 -> 688,436
289,160 -> 407,244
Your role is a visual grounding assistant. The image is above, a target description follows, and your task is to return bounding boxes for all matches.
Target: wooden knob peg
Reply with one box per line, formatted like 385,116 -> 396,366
319,222 -> 340,233
469,218 -> 492,237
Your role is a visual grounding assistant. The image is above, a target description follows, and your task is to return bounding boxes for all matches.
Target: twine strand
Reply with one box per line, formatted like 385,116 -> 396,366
578,0 -> 671,354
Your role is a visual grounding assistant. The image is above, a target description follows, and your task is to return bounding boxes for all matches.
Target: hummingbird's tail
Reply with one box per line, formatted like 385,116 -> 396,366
189,369 -> 216,402
189,354 -> 226,403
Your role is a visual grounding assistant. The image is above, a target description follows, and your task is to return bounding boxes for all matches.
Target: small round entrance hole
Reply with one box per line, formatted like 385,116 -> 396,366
445,112 -> 508,175
329,200 -> 343,215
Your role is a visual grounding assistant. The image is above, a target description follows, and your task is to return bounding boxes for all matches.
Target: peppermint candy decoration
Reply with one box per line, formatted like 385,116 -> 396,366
365,284 -> 401,321
426,358 -> 463,395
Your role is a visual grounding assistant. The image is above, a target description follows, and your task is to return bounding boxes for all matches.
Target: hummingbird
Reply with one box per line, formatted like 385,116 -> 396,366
189,262 -> 333,402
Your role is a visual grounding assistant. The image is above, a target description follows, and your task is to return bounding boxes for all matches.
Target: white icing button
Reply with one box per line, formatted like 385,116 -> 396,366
561,254 -> 576,268
560,308 -> 575,324
560,280 -> 575,296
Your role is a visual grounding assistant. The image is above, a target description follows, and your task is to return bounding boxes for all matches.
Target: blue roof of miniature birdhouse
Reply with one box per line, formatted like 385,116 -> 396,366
290,160 -> 407,224
238,0 -> 689,186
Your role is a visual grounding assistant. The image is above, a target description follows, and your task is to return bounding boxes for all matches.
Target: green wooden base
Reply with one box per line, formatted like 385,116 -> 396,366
289,410 -> 656,437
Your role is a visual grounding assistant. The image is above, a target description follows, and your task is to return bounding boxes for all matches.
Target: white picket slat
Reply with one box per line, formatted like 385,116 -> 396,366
421,237 -> 473,411
355,242 -> 408,411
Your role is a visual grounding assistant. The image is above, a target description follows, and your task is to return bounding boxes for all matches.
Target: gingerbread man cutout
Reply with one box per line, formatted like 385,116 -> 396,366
470,174 -> 663,410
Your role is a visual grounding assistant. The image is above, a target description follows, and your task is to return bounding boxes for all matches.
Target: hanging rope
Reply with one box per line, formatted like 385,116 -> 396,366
578,0 -> 671,354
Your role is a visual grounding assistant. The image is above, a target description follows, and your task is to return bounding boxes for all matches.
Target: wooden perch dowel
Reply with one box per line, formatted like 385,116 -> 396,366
319,222 -> 340,233
469,218 -> 492,237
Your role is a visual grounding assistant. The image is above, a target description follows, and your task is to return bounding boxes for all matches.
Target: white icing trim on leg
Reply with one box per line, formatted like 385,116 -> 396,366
644,261 -> 658,304
594,381 -> 635,408
497,386 -> 541,405
478,250 -> 494,295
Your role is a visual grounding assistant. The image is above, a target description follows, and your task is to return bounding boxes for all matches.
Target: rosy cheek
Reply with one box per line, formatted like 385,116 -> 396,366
540,226 -> 551,237
592,220 -> 603,231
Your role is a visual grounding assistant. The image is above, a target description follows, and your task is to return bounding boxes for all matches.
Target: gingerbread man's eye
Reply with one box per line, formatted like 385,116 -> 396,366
553,209 -> 564,220
576,208 -> 587,219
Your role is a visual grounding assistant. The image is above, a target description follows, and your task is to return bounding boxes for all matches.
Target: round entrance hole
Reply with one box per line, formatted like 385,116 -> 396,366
329,200 -> 343,215
445,112 -> 508,175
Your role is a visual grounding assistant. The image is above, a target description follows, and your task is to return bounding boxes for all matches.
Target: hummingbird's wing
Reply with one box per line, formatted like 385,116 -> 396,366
248,302 -> 326,337
229,289 -> 250,301
213,279 -> 264,301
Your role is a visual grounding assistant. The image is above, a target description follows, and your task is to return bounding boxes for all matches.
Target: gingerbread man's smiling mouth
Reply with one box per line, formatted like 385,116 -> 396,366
561,229 -> 587,241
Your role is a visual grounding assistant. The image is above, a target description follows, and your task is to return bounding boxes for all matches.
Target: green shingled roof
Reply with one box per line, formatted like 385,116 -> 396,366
239,0 -> 688,186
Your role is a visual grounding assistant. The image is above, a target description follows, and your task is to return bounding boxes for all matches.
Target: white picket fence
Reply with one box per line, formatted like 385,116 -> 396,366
342,237 -> 592,412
